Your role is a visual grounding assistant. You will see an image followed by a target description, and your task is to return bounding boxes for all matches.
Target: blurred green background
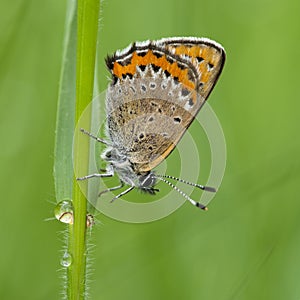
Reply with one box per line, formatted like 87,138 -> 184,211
1,0 -> 300,299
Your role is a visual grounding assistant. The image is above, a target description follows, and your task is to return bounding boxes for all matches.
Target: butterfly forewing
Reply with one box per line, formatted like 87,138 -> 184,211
106,37 -> 225,172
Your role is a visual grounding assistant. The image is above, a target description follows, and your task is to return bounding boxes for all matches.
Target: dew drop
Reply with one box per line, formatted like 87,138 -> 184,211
60,251 -> 72,268
54,199 -> 74,224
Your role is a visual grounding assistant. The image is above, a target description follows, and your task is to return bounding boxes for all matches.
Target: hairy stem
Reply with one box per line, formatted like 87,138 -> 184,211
68,0 -> 100,299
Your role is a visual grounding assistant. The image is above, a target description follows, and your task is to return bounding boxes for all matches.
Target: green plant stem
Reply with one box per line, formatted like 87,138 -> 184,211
68,0 -> 100,299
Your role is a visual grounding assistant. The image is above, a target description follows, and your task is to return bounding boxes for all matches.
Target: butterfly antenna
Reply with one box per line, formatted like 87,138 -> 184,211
79,128 -> 110,145
155,176 -> 208,211
156,174 -> 216,192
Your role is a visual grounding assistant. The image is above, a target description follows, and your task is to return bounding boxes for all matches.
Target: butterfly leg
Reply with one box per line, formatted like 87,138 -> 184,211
98,181 -> 124,197
76,165 -> 114,180
110,186 -> 134,203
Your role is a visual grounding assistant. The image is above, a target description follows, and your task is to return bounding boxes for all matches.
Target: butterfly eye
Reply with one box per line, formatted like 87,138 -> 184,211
139,173 -> 156,188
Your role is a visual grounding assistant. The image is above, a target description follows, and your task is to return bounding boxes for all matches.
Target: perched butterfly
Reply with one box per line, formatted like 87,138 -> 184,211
77,37 -> 226,210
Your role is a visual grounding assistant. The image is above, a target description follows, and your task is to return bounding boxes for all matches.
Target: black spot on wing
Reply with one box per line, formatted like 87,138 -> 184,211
164,70 -> 171,77
207,63 -> 214,71
139,65 -> 146,72
196,56 -> 204,63
151,64 -> 160,73
174,117 -> 181,123
137,51 -> 148,57
152,51 -> 163,58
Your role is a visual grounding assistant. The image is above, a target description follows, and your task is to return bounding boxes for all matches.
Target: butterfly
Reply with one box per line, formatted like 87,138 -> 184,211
77,37 -> 225,210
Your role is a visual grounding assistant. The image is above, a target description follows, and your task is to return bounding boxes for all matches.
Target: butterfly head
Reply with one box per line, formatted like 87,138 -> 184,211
101,146 -> 158,193
138,172 -> 159,194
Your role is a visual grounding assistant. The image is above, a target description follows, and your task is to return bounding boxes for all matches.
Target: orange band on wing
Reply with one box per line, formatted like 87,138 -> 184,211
170,45 -> 220,83
112,50 -> 196,90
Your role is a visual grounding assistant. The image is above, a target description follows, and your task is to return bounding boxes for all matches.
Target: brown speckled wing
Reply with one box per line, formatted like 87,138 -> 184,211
106,38 -> 225,172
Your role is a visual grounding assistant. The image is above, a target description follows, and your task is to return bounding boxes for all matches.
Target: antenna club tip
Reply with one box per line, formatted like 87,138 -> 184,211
204,207 -> 208,211
204,186 -> 217,193
196,202 -> 208,211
